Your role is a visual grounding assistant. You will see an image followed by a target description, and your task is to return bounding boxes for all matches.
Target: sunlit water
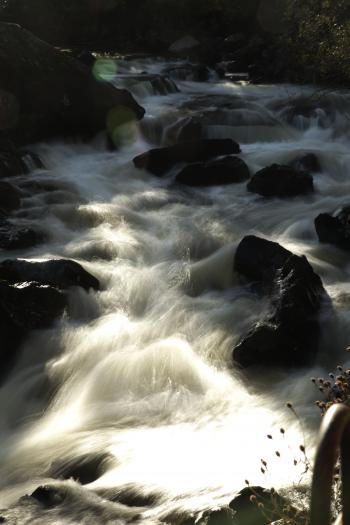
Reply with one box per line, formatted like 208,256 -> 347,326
1,57 -> 350,523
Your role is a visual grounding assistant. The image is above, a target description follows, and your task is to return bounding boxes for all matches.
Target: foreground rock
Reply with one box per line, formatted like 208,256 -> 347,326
0,22 -> 144,145
175,156 -> 249,186
0,259 -> 100,291
233,236 -> 328,367
0,280 -> 66,376
0,259 -> 99,379
315,206 -> 350,250
247,164 -> 314,197
133,139 -> 240,176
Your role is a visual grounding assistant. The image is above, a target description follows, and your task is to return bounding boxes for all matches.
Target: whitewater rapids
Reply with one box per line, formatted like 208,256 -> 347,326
0,57 -> 350,523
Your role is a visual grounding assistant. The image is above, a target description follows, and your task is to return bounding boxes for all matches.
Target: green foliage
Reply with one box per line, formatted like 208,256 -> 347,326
285,0 -> 350,84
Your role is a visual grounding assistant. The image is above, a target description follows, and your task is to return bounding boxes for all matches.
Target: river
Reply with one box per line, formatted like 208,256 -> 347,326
0,56 -> 350,523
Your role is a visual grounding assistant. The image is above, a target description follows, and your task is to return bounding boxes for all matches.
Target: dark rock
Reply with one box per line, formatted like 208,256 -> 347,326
289,153 -> 321,174
315,206 -> 350,250
31,486 -> 65,508
175,156 -> 249,186
50,452 -> 112,485
0,22 -> 144,145
229,486 -> 290,525
0,259 -> 100,291
234,235 -> 291,287
0,280 -> 66,377
0,181 -> 21,212
0,139 -> 26,177
177,118 -> 203,143
233,236 -> 327,367
0,218 -> 44,250
133,139 -> 240,176
247,164 -> 314,197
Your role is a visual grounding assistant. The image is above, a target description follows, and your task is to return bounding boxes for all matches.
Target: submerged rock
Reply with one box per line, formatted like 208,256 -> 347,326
0,22 -> 144,145
50,452 -> 112,485
233,236 -> 328,367
289,152 -> 321,174
247,164 -> 314,197
0,259 -> 100,291
315,206 -> 350,250
175,156 -> 249,186
177,118 -> 203,143
31,485 -> 66,508
133,139 -> 240,176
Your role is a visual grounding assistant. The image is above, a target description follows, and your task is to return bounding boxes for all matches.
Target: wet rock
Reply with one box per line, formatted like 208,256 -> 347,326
175,156 -> 249,186
229,486 -> 290,525
133,139 -> 240,176
0,218 -> 44,250
233,236 -> 327,367
0,280 -> 66,377
31,486 -> 65,508
247,164 -> 314,197
0,22 -> 144,145
0,259 -> 100,291
289,152 -> 321,174
50,452 -> 112,485
234,235 -> 291,287
315,206 -> 350,250
0,181 -> 21,212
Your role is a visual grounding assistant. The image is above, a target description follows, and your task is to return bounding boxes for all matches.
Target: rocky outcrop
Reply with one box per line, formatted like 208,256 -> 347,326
0,259 -> 100,291
315,206 -> 350,250
0,258 -> 99,380
233,236 -> 328,367
133,139 -> 240,176
175,156 -> 249,186
0,22 -> 144,145
247,164 -> 314,197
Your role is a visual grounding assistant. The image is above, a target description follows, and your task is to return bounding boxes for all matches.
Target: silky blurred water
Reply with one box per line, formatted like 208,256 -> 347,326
1,57 -> 350,523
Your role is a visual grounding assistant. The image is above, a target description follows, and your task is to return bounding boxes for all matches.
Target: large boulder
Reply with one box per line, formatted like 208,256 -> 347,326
175,156 -> 250,186
133,139 -> 240,176
0,22 -> 144,145
315,206 -> 350,250
247,164 -> 314,197
233,236 -> 328,367
0,280 -> 66,377
0,259 -> 100,291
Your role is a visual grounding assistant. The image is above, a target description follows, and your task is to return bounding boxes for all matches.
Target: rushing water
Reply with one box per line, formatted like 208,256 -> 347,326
1,57 -> 350,523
